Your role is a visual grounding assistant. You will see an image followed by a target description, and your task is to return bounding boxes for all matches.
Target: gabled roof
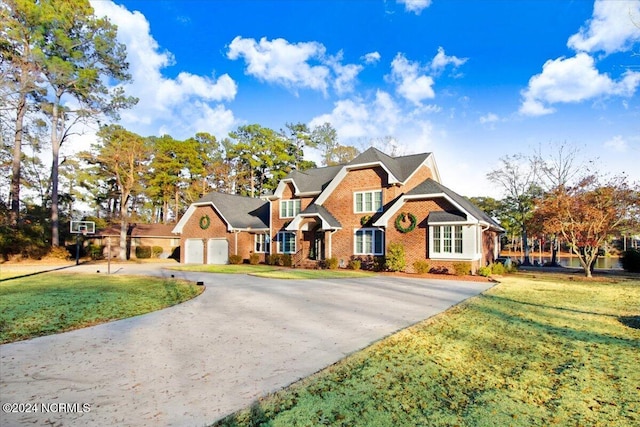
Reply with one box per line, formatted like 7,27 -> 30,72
286,203 -> 342,231
373,178 -> 503,231
172,192 -> 269,234
272,165 -> 343,198
315,147 -> 440,206
347,148 -> 432,182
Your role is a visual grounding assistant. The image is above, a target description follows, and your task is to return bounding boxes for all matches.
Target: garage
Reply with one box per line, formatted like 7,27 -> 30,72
207,239 -> 229,264
184,239 -> 204,264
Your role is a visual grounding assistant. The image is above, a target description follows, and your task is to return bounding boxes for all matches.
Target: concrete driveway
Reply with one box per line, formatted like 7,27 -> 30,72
0,264 -> 493,426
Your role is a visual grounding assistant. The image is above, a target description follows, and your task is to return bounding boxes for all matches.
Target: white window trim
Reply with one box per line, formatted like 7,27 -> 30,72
354,228 -> 385,256
280,199 -> 301,219
254,234 -> 270,253
429,224 -> 480,260
277,231 -> 296,254
353,190 -> 383,214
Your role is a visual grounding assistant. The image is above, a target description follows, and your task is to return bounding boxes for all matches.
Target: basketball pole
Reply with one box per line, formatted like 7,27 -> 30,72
76,233 -> 80,265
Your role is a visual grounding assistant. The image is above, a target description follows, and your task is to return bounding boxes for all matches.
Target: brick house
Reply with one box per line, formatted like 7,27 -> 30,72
172,147 -> 503,273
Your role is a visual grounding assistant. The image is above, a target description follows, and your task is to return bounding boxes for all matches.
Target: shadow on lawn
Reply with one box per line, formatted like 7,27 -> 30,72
0,264 -> 76,282
619,316 -> 640,329
476,295 -> 639,349
214,401 -> 268,427
482,294 -> 620,318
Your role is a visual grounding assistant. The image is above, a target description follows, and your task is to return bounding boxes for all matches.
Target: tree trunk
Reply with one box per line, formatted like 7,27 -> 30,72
521,227 -> 531,265
9,90 -> 27,228
550,237 -> 559,266
50,96 -> 61,247
119,194 -> 129,261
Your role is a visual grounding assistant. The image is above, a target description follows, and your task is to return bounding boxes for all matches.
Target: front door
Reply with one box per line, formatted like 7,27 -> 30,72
310,230 -> 325,261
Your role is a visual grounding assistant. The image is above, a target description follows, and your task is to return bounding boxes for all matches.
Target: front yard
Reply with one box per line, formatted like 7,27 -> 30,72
0,273 -> 203,343
215,273 -> 640,427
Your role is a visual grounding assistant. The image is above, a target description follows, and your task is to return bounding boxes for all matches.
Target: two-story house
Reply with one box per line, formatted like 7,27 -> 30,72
172,147 -> 503,273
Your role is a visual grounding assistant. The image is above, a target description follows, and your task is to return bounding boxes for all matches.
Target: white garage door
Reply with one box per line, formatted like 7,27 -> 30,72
207,239 -> 229,264
185,239 -> 204,264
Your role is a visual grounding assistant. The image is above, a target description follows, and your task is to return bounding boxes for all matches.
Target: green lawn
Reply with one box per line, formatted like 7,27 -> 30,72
171,264 -> 374,279
215,273 -> 640,427
0,273 -> 203,343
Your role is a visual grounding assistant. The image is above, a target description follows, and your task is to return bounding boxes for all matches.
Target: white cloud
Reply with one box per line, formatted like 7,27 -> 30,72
362,51 -> 381,64
227,36 -> 330,94
604,135 -> 628,152
430,47 -> 468,76
519,53 -> 640,116
479,113 -> 499,124
567,0 -> 640,55
308,90 -> 435,155
90,0 -> 238,139
397,0 -> 432,15
389,53 -> 435,106
327,51 -> 363,95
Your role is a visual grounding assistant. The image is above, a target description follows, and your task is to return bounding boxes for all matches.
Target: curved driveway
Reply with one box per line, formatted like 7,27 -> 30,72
0,264 -> 493,426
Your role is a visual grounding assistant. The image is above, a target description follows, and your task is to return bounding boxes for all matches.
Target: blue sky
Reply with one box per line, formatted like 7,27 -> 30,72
86,0 -> 640,198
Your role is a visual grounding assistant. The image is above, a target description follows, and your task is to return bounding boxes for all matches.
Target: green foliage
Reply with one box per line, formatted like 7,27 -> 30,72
152,246 -> 163,258
385,242 -> 406,272
88,245 -> 104,260
326,257 -> 339,270
347,259 -> 361,270
477,265 -> 492,277
0,274 -> 202,343
452,262 -> 471,276
491,262 -> 506,275
249,253 -> 260,265
413,260 -> 430,274
621,249 -> 640,273
136,246 -> 152,259
229,254 -> 243,265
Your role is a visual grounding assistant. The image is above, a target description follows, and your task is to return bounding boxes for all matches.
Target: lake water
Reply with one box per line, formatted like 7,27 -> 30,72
510,256 -> 622,270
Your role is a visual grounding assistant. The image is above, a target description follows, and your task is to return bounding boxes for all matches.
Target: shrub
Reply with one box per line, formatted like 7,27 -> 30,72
413,260 -> 430,275
88,245 -> 104,260
229,254 -> 243,264
385,242 -> 406,272
621,249 -> 640,273
47,246 -> 71,260
348,259 -> 361,270
268,254 -> 283,266
452,262 -> 471,276
282,254 -> 292,267
249,253 -> 260,265
151,246 -> 163,258
326,257 -> 339,269
477,265 -> 492,277
491,262 -> 506,275
135,245 -> 152,259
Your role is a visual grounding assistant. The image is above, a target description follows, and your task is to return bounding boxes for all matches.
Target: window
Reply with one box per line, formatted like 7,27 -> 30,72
255,234 -> 270,253
280,199 -> 301,218
354,229 -> 384,255
277,232 -> 296,254
431,225 -> 463,255
354,191 -> 383,213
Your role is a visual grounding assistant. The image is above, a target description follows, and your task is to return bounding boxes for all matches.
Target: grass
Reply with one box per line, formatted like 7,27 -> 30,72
214,273 -> 640,427
0,273 -> 203,343
171,264 -> 374,279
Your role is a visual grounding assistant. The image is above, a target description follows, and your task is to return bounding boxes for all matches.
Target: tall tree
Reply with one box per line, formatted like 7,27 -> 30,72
487,154 -> 541,265
0,0 -> 45,227
311,122 -> 338,166
534,175 -> 639,277
82,125 -> 149,260
32,0 -> 136,246
281,122 -> 316,170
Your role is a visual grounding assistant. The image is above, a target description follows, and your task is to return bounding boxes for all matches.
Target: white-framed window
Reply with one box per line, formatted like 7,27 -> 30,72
354,190 -> 383,213
432,225 -> 463,255
280,199 -> 301,218
254,234 -> 270,253
277,231 -> 296,254
354,228 -> 384,255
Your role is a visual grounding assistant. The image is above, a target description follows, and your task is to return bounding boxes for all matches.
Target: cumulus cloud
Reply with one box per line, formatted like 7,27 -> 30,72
479,113 -> 499,125
309,90 -> 434,154
604,135 -> 628,152
519,53 -> 640,116
227,36 -> 362,96
568,0 -> 640,55
90,0 -> 237,139
362,51 -> 381,64
389,53 -> 435,106
397,0 -> 432,15
430,47 -> 468,76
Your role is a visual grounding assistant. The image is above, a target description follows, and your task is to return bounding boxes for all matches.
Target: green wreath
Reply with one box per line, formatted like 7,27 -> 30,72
199,215 -> 211,230
360,215 -> 372,226
395,212 -> 417,233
